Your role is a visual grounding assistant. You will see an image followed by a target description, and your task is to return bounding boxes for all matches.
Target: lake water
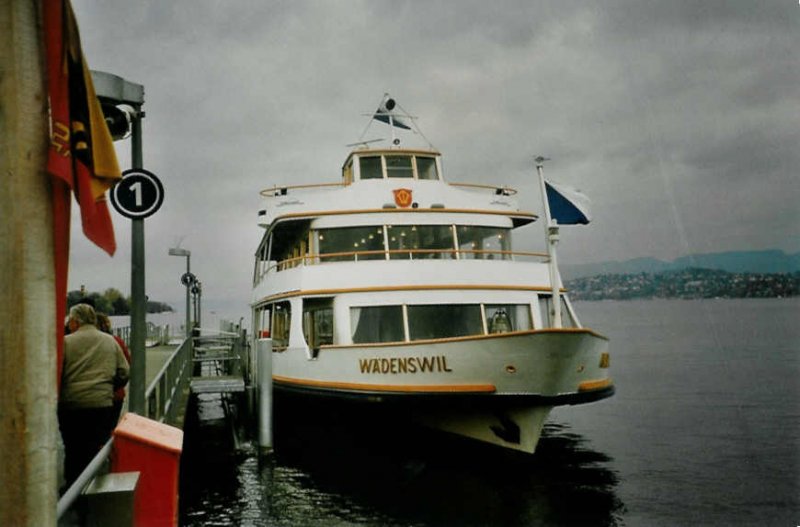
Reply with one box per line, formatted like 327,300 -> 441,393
179,299 -> 800,526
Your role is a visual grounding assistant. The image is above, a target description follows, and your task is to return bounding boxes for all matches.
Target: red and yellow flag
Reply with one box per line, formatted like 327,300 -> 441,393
43,0 -> 122,383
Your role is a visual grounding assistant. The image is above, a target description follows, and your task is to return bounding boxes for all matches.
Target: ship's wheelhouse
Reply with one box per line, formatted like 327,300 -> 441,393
342,149 -> 443,183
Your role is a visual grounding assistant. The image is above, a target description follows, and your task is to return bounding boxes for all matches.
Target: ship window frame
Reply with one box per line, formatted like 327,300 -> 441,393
484,304 -> 532,333
359,156 -> 383,180
415,156 -> 438,180
350,305 -> 406,344
538,294 -> 577,329
386,224 -> 456,260
302,297 -> 334,356
456,225 -> 511,260
354,153 -> 442,181
405,304 -> 483,341
254,304 -> 272,339
385,155 -> 414,178
346,302 -> 535,345
271,301 -> 292,350
318,226 -> 385,262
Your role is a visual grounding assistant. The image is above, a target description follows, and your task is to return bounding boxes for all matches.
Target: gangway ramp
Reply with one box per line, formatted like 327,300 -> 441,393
190,333 -> 246,395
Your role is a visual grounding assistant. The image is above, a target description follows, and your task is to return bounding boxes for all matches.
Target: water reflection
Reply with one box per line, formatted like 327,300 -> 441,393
181,397 -> 624,526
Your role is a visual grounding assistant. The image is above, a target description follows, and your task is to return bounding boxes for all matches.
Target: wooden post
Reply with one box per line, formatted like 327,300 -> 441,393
0,0 -> 58,524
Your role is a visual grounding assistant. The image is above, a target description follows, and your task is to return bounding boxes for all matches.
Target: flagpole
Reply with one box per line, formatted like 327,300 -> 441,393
535,156 -> 562,329
388,114 -> 397,146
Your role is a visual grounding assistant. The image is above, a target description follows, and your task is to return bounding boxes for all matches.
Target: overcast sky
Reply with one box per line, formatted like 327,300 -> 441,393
67,0 -> 799,319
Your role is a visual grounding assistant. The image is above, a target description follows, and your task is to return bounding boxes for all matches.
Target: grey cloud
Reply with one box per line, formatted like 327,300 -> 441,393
66,0 -> 799,315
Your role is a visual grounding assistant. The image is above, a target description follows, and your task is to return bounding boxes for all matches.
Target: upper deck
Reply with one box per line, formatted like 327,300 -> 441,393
258,148 -> 536,230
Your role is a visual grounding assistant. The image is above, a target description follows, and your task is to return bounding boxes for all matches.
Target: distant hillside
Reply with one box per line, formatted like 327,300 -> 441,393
562,250 -> 800,279
566,268 -> 800,300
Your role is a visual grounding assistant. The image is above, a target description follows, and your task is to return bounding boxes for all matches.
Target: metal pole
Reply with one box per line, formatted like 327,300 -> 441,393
535,158 -> 562,328
197,283 -> 202,329
128,106 -> 146,413
185,255 -> 191,338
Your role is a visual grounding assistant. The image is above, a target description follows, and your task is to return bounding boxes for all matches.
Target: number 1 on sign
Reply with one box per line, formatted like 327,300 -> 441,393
130,181 -> 143,207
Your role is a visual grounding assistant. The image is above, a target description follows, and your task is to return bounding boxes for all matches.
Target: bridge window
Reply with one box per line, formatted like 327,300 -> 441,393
360,156 -> 383,179
457,226 -> 510,260
407,304 -> 482,341
351,305 -> 405,344
385,156 -> 413,178
416,156 -> 438,180
355,154 -> 440,180
319,226 -> 385,262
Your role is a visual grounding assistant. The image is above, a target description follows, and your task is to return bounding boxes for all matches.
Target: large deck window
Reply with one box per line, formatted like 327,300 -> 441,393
319,226 -> 385,261
272,224 -> 516,271
457,226 -> 511,260
407,304 -> 483,341
351,306 -> 405,344
347,302 -> 534,345
386,225 -> 455,259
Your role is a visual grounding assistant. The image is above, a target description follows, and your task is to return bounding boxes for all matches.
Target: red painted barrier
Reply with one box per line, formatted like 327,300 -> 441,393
111,413 -> 183,527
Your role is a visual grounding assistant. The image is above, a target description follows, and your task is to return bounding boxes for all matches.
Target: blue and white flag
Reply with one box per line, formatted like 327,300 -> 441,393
373,98 -> 412,130
545,180 -> 591,225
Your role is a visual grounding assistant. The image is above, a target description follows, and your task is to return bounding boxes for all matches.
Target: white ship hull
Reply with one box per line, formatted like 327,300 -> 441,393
268,329 -> 611,452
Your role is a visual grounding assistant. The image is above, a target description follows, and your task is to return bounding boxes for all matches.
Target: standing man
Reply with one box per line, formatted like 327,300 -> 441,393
59,303 -> 129,488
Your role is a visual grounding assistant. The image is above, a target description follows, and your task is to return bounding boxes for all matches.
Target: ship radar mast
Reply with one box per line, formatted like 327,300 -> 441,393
354,93 -> 435,150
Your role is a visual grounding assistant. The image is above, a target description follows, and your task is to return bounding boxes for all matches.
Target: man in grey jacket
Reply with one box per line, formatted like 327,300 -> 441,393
59,303 -> 130,487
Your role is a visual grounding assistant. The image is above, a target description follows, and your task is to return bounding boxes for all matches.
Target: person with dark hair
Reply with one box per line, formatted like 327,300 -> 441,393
59,304 -> 129,488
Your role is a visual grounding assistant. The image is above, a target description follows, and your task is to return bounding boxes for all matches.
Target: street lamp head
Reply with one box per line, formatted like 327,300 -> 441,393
168,248 -> 190,257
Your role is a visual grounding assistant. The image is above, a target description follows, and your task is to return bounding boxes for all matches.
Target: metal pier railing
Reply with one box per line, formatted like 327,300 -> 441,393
57,336 -> 195,522
146,336 -> 194,425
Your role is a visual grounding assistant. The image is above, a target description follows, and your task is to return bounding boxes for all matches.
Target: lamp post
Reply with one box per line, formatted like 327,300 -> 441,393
168,247 -> 192,338
92,70 -> 148,413
191,281 -> 202,332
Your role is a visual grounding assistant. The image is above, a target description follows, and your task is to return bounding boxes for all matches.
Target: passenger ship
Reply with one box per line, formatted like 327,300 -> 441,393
251,98 -> 613,453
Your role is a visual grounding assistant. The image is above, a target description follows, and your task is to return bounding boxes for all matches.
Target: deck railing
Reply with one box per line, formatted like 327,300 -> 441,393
258,181 -> 518,197
268,248 -> 549,273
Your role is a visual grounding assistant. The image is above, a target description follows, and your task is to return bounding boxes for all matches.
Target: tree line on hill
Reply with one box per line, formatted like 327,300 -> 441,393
66,288 -> 173,315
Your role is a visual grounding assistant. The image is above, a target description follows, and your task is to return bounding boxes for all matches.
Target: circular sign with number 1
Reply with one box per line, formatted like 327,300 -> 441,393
110,168 -> 164,219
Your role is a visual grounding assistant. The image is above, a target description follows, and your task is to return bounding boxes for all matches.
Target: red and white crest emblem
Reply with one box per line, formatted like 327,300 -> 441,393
393,188 -> 413,208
